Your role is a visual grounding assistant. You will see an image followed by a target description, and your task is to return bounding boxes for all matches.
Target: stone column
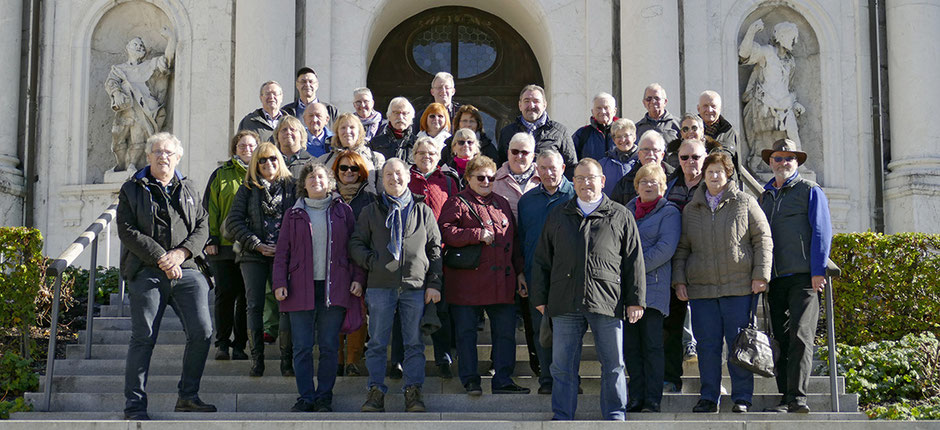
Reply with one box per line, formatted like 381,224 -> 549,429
0,0 -> 26,226
884,0 -> 940,233
620,0 -> 681,120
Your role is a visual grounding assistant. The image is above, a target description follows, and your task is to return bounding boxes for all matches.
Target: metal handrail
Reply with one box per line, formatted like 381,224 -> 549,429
825,258 -> 842,412
41,198 -> 119,412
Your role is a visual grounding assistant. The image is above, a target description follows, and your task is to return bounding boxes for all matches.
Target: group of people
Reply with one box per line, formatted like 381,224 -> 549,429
116,67 -> 833,421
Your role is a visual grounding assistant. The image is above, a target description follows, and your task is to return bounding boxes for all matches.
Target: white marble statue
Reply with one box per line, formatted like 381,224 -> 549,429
739,19 -> 805,173
105,26 -> 176,173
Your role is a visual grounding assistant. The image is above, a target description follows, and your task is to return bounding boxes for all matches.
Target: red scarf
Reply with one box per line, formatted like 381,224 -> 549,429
634,196 -> 661,220
453,156 -> 470,177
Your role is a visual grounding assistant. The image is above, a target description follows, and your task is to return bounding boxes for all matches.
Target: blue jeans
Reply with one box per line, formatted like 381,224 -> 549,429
529,301 -> 553,386
124,268 -> 213,414
551,311 -> 626,421
690,295 -> 754,404
450,303 -> 516,388
623,308 -> 664,406
289,281 -> 347,403
364,288 -> 425,393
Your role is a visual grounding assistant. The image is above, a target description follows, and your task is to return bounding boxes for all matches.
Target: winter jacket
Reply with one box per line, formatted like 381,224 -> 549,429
497,115 -> 577,178
634,110 -> 681,145
344,180 -> 378,217
626,197 -> 681,316
224,178 -> 297,263
438,189 -> 523,306
318,145 -> 386,193
273,196 -> 365,312
610,161 -> 675,206
237,108 -> 288,144
349,194 -> 443,292
117,167 -> 208,280
759,173 -> 832,278
491,162 -> 541,220
530,195 -> 646,318
704,115 -> 739,156
671,182 -> 773,299
599,147 -> 639,196
572,117 -> 617,161
408,164 -> 460,219
517,179 -> 576,282
203,157 -> 248,259
370,125 -> 418,163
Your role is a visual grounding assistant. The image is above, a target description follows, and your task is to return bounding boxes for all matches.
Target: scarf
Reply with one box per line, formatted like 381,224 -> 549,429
338,181 -> 362,203
510,163 -> 536,186
706,188 -> 724,212
635,196 -> 661,220
520,113 -> 548,134
704,118 -> 721,139
359,111 -> 383,140
453,156 -> 470,177
258,178 -> 284,217
392,127 -> 405,139
383,189 -> 413,260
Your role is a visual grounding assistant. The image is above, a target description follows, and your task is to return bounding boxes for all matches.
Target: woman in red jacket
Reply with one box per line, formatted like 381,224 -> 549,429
438,155 -> 528,396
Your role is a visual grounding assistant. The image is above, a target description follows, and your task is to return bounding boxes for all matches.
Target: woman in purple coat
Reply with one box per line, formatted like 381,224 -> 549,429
273,162 -> 366,413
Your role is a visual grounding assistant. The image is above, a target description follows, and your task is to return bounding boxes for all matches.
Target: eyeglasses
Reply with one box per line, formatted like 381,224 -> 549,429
258,156 -> 278,165
474,175 -> 496,183
679,154 -> 704,161
573,175 -> 602,183
433,85 -> 454,91
151,150 -> 176,158
638,180 -> 661,187
338,164 -> 360,172
353,100 -> 372,106
236,143 -> 256,150
638,147 -> 664,153
644,96 -> 662,102
681,125 -> 700,133
455,140 -> 475,146
772,156 -> 797,163
414,151 -> 438,157
510,149 -> 531,156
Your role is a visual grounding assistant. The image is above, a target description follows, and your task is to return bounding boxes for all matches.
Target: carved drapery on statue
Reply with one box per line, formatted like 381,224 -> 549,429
105,26 -> 176,173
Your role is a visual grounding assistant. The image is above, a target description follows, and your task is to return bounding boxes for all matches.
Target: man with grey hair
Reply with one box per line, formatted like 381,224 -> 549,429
634,83 -> 681,145
517,148 -> 575,394
238,81 -> 288,144
498,84 -> 577,178
610,130 -> 675,205
572,92 -> 618,161
697,90 -> 739,155
372,97 -> 418,162
118,132 -> 215,420
353,87 -> 383,141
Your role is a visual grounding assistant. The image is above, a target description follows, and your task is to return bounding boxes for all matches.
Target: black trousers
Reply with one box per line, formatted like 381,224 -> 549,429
768,274 -> 820,403
209,258 -> 247,350
624,308 -> 665,405
662,292 -> 687,387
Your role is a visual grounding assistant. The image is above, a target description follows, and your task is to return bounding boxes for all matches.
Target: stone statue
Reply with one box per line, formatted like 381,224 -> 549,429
739,19 -> 805,173
105,26 -> 176,173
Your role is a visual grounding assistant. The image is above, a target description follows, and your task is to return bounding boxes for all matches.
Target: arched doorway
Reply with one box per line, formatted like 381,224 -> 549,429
367,6 -> 543,136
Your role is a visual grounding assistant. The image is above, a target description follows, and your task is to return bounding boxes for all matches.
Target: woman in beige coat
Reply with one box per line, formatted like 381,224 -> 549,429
672,152 -> 772,414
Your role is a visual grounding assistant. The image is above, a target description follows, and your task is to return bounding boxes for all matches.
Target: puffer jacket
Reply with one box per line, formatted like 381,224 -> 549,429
438,188 -> 523,306
530,195 -> 646,318
626,197 -> 681,316
491,162 -> 541,220
348,193 -> 443,292
408,164 -> 459,219
224,177 -> 297,263
203,157 -> 248,258
671,182 -> 773,299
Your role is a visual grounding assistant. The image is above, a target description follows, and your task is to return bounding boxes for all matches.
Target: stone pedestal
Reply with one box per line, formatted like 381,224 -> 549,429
884,0 -> 940,233
0,0 -> 25,226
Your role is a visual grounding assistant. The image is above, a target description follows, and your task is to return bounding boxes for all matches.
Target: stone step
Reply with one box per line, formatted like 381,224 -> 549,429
25,392 -> 858,413
38,374 -> 844,394
11,411 -> 870,422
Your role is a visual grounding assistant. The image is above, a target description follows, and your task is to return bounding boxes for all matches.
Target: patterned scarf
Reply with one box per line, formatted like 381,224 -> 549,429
383,189 -> 413,260
359,111 -> 383,141
338,181 -> 362,204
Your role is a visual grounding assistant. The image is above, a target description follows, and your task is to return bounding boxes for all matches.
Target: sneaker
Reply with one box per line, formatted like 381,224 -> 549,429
290,399 -> 316,413
492,382 -> 531,394
345,363 -> 362,376
404,385 -> 426,412
174,397 -> 217,413
214,347 -> 230,360
763,402 -> 789,413
361,387 -> 385,412
231,348 -> 249,360
465,381 -> 483,396
732,400 -> 751,413
692,399 -> 718,413
683,343 -> 698,360
388,363 -> 403,379
537,383 -> 552,395
437,363 -> 454,379
788,400 -> 811,413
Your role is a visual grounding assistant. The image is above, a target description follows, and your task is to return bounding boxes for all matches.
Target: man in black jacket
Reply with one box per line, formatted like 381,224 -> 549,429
117,132 -> 215,420
531,158 -> 646,421
498,85 -> 577,178
371,97 -> 418,163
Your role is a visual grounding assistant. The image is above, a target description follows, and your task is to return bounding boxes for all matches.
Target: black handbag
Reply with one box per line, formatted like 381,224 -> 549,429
729,293 -> 780,378
442,195 -> 486,269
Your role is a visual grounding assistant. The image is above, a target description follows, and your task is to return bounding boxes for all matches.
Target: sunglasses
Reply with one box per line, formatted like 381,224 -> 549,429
680,125 -> 700,133
772,156 -> 797,163
338,164 -> 360,172
258,156 -> 278,165
474,175 -> 496,183
510,149 -> 531,156
455,140 -> 475,146
644,96 -> 662,102
679,154 -> 704,161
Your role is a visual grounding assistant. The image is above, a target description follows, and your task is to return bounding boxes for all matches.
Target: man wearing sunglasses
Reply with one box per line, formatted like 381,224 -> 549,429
759,139 -> 832,414
634,83 -> 681,145
609,130 -> 675,206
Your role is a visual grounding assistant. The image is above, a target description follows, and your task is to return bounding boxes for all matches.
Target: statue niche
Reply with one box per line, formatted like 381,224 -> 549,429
105,26 -> 176,174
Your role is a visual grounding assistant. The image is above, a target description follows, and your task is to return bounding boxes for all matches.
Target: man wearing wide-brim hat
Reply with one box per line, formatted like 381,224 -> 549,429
757,138 -> 832,414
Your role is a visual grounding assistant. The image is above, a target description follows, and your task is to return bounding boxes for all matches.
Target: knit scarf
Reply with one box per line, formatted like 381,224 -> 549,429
520,113 -> 547,134
258,178 -> 284,217
453,156 -> 470,177
706,188 -> 724,212
634,196 -> 661,220
338,181 -> 362,203
383,189 -> 413,260
509,163 -> 536,186
359,111 -> 383,140
704,119 -> 721,139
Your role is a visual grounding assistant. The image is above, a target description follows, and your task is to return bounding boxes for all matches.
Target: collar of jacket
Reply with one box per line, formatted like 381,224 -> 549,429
641,109 -> 673,124
375,192 -> 426,212
561,194 -> 616,218
461,187 -> 497,205
589,116 -> 617,134
133,165 -> 184,185
688,180 -> 743,209
537,177 -> 573,196
607,146 -> 638,162
763,171 -> 800,193
626,194 -> 672,214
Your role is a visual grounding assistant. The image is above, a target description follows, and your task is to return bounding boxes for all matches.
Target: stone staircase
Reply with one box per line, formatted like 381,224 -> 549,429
12,293 -> 874,428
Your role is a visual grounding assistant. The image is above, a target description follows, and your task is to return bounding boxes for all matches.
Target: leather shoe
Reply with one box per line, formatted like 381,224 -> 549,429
214,347 -> 230,360
123,411 -> 150,420
788,400 -> 811,413
625,399 -> 643,412
641,401 -> 661,412
174,397 -> 217,413
692,398 -> 718,413
290,399 -> 316,413
732,400 -> 751,413
492,382 -> 530,394
231,348 -> 249,360
438,363 -> 454,379
388,363 -> 403,379
763,402 -> 788,413
537,383 -> 552,395
465,381 -> 483,396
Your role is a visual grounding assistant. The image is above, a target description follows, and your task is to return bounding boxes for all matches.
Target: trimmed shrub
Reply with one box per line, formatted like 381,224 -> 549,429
829,232 -> 940,346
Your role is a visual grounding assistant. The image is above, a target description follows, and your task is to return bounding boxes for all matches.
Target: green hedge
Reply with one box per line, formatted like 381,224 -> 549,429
0,228 -> 43,417
829,232 -> 940,346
